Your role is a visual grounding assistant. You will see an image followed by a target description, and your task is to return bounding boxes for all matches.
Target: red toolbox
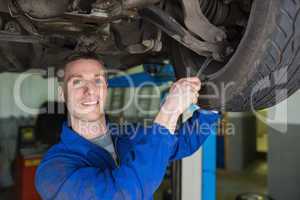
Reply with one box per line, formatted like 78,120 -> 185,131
15,154 -> 42,200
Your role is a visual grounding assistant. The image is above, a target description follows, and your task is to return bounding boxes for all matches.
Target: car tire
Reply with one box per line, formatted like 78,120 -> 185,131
168,0 -> 300,111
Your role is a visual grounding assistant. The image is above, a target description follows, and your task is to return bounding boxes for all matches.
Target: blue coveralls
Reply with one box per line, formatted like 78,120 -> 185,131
35,110 -> 219,200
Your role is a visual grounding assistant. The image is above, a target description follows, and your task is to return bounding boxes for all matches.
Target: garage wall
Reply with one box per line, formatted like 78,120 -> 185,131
0,72 -> 57,118
225,112 -> 257,171
267,90 -> 300,125
268,124 -> 300,200
0,72 -> 57,187
267,90 -> 300,200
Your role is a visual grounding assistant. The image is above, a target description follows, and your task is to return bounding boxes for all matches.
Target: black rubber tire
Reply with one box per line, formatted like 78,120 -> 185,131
169,0 -> 300,111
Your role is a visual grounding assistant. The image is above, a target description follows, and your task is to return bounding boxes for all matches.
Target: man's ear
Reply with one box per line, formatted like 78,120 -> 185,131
58,85 -> 65,103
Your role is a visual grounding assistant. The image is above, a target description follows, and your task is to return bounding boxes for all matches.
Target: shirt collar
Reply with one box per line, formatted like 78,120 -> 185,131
60,121 -> 110,156
59,120 -> 138,156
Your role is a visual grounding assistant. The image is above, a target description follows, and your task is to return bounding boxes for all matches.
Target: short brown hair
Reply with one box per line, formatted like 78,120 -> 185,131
56,51 -> 105,83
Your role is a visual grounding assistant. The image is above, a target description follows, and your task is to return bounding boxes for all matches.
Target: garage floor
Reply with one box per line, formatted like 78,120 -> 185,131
1,159 -> 267,200
217,159 -> 268,200
0,186 -> 14,200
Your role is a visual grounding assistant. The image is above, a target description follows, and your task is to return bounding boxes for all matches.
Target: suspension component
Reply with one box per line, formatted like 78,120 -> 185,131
15,0 -> 69,19
91,0 -> 122,17
123,0 -> 161,9
182,0 -> 227,43
200,0 -> 229,24
0,31 -> 43,43
139,6 -> 226,61
200,0 -> 248,27
4,20 -> 22,33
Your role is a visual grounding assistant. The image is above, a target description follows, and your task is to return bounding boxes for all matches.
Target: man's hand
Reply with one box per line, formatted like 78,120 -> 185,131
154,77 -> 201,133
163,77 -> 201,115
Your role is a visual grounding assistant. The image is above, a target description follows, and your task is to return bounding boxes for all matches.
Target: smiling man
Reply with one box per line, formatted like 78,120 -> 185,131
60,57 -> 108,139
35,52 -> 219,200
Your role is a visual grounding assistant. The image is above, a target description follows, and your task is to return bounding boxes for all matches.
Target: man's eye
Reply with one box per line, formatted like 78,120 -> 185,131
73,79 -> 83,86
95,78 -> 102,85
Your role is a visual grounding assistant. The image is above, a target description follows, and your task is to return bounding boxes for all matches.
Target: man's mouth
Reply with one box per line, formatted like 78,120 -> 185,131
81,100 -> 99,106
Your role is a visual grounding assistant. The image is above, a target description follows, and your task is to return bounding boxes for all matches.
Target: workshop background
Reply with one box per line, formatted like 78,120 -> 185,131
0,64 -> 299,200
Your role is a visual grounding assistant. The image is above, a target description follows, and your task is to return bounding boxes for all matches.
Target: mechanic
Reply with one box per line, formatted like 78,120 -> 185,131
35,52 -> 219,200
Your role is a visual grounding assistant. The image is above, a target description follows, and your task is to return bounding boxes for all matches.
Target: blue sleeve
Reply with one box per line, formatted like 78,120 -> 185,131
35,124 -> 176,200
169,110 -> 220,161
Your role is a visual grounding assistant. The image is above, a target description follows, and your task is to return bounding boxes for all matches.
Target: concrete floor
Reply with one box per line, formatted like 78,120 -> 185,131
217,159 -> 268,200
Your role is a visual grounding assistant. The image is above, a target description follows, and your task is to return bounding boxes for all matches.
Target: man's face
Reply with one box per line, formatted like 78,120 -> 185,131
60,59 -> 108,122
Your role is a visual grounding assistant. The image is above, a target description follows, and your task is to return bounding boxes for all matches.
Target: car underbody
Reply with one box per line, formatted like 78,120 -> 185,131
0,0 -> 251,71
2,0 -> 299,112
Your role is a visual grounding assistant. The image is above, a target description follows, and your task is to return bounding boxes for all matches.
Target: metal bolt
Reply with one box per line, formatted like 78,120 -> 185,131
102,35 -> 109,41
142,40 -> 153,47
215,35 -> 224,42
226,46 -> 234,55
212,52 -> 223,62
4,21 -> 21,33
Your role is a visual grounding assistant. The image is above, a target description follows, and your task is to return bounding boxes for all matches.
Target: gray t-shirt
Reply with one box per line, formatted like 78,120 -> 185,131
91,133 -> 117,162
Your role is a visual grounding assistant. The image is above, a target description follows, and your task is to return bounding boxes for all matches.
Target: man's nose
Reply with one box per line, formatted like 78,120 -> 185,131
84,81 -> 97,95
